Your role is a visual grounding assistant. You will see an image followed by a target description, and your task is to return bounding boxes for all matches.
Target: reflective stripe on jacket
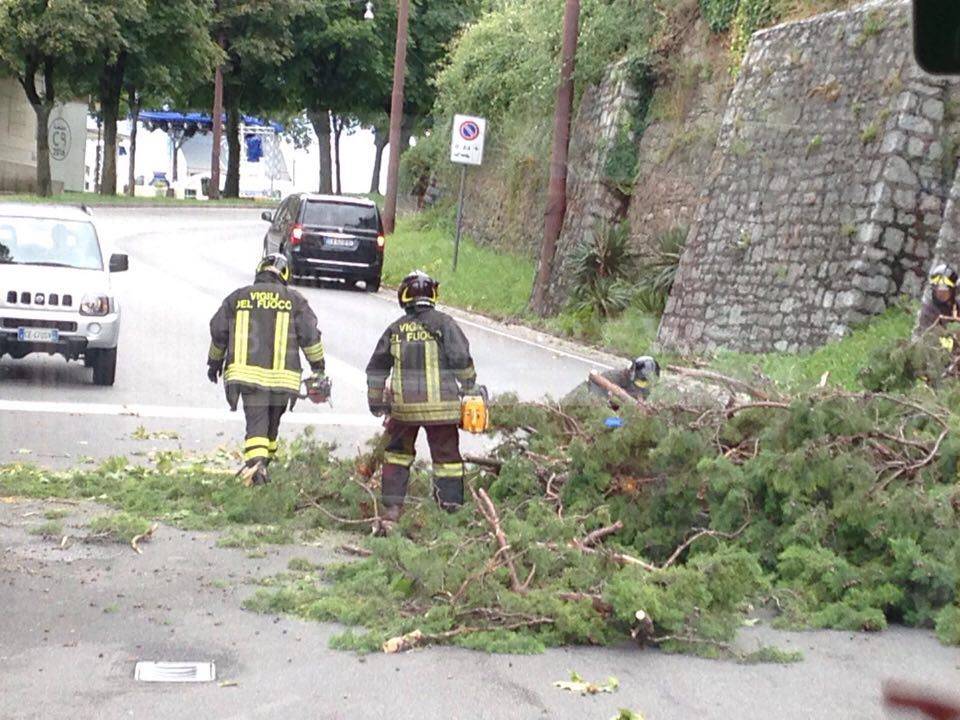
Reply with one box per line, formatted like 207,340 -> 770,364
366,307 -> 476,424
209,273 -> 324,396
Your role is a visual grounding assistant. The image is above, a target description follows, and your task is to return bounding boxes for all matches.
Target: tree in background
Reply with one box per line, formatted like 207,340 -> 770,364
214,0 -> 305,197
76,0 -> 220,195
288,0 -> 394,194
0,0 -> 101,196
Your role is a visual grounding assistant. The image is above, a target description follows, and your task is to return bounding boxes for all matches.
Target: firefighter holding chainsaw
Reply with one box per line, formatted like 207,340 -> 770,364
208,253 -> 330,486
366,271 -> 482,530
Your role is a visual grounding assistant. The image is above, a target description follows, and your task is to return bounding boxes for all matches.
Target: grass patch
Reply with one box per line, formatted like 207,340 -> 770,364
384,210 -> 535,317
86,512 -> 153,542
217,524 -> 295,549
710,304 -> 915,391
43,508 -> 71,520
543,304 -> 661,358
28,520 -> 63,537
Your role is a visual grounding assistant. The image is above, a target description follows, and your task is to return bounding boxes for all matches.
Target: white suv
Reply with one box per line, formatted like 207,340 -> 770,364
0,204 -> 127,385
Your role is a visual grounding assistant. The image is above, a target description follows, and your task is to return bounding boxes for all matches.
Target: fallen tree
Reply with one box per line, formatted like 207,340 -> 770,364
243,336 -> 960,656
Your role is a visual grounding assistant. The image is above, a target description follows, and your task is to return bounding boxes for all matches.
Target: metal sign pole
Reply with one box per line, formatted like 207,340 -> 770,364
453,164 -> 467,272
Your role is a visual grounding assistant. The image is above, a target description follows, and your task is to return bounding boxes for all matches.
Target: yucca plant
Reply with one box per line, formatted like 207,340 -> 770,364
635,225 -> 687,315
570,221 -> 639,318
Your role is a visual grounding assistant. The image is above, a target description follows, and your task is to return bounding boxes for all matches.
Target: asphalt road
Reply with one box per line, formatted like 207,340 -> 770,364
1,207 -> 958,719
0,207 -> 618,466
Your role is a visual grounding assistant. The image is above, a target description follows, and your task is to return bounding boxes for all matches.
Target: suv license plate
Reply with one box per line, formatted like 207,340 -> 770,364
17,327 -> 59,343
325,237 -> 355,248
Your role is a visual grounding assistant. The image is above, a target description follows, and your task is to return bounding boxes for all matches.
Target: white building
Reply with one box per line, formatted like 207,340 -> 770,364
0,77 -> 87,193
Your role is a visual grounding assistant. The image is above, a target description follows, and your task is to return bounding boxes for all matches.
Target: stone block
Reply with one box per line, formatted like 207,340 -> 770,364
898,114 -> 934,135
882,227 -> 906,253
881,130 -> 906,154
921,98 -> 945,122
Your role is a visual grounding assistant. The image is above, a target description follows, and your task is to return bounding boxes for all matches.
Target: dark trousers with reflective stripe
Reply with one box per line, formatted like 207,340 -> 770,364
241,389 -> 288,466
381,420 -> 464,509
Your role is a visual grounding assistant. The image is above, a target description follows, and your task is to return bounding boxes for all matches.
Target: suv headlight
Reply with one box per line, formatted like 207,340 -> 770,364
80,294 -> 110,316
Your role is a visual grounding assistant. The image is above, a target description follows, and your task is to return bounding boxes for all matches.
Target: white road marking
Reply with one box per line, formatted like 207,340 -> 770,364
0,400 -> 380,428
369,292 -> 615,370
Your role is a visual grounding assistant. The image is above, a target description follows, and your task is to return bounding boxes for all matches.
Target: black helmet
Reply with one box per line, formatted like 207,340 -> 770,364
398,270 -> 438,309
630,356 -> 660,384
929,263 -> 958,289
257,253 -> 290,284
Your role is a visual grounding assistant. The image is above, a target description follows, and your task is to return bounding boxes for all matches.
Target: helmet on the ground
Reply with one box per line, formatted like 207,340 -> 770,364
398,270 -> 438,309
630,356 -> 660,384
257,253 -> 290,284
929,263 -> 958,289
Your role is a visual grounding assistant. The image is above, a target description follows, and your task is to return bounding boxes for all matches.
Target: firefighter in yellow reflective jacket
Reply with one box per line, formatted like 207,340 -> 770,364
208,254 -> 326,486
366,271 -> 477,526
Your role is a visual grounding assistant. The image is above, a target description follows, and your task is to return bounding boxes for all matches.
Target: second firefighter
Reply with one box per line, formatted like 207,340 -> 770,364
366,271 -> 478,526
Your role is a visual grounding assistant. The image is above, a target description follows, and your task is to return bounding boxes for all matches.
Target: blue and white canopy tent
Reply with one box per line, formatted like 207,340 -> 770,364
137,110 -> 289,190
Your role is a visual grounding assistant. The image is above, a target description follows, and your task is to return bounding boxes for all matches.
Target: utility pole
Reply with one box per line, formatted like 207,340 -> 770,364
209,33 -> 225,201
382,0 -> 410,234
530,0 -> 580,314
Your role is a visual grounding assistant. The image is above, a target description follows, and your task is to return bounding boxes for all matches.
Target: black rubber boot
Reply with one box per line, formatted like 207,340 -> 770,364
433,477 -> 464,512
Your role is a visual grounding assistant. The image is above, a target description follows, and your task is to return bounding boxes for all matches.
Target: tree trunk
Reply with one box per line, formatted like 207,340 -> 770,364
383,0 -> 411,234
400,115 -> 414,157
19,62 -> 55,197
530,0 -> 580,315
308,109 -> 333,194
171,135 -> 181,183
333,115 -> 343,195
224,105 -> 241,198
370,126 -> 388,194
126,87 -> 140,197
34,102 -> 53,197
98,54 -> 126,196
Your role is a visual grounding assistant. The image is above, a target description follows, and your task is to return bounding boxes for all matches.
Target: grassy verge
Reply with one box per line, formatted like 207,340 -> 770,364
709,304 -> 916,392
384,209 -> 535,318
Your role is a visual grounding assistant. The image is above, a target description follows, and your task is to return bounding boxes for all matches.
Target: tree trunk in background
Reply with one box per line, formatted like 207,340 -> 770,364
97,54 -> 126,196
19,62 -> 55,197
224,104 -> 241,198
370,126 -> 388,194
308,109 -> 333,194
333,114 -> 344,195
33,102 -> 53,197
126,87 -> 140,196
400,115 -> 414,157
530,0 -> 580,315
383,0 -> 411,234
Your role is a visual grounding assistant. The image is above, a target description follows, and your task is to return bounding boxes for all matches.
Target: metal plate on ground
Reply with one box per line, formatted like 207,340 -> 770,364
134,661 -> 216,683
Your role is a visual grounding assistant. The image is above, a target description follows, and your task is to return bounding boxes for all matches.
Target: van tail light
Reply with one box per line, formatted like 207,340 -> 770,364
376,235 -> 385,251
289,225 -> 304,246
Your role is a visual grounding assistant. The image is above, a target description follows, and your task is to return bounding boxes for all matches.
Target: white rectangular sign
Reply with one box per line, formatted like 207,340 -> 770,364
450,114 -> 486,166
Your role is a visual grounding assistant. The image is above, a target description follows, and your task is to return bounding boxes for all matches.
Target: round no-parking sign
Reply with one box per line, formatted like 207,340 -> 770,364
450,114 -> 486,166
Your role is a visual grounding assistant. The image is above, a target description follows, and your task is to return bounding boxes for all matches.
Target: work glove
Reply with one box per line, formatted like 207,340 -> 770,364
207,360 -> 223,384
368,400 -> 389,418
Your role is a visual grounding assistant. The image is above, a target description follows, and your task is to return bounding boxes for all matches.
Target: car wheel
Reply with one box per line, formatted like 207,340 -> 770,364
365,276 -> 382,293
90,348 -> 117,386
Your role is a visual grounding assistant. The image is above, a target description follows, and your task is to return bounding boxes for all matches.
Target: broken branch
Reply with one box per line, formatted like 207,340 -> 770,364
471,486 -> 526,594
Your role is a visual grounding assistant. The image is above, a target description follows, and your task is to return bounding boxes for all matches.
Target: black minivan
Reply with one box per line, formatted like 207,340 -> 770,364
261,194 -> 385,291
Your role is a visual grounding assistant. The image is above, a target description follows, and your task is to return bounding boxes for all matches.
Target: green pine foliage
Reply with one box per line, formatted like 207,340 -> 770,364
5,338 -> 960,657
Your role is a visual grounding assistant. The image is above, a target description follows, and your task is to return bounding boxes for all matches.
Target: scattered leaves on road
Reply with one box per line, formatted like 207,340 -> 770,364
553,671 -> 619,696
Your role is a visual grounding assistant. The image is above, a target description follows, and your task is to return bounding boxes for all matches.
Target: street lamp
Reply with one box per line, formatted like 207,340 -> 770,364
364,1 -> 374,20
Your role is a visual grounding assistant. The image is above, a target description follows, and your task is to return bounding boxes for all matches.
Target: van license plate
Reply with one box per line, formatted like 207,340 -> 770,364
17,327 -> 59,343
325,237 -> 355,248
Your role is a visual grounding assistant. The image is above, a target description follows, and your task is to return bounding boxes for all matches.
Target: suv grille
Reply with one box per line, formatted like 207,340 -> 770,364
5,291 -> 72,307
1,318 -> 78,331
